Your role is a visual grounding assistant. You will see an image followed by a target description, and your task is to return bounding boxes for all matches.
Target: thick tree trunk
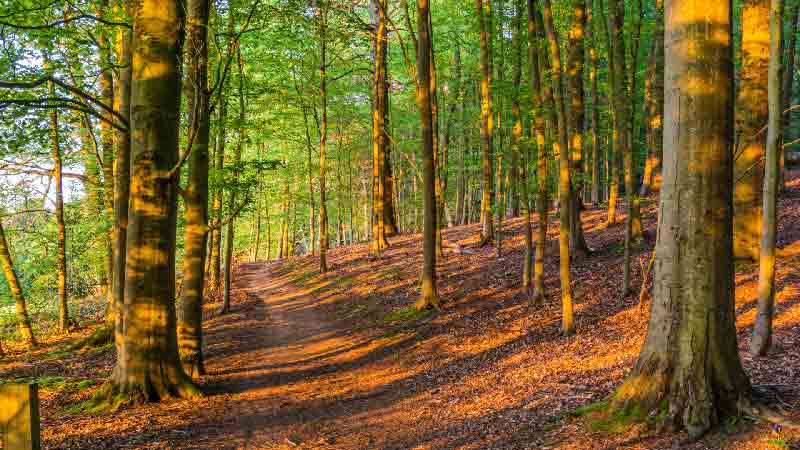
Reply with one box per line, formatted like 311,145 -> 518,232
371,0 -> 390,256
542,0 -> 575,335
0,221 -> 36,347
751,0 -> 783,356
178,0 -> 211,377
733,0 -> 770,261
111,0 -> 198,401
415,0 -> 440,311
611,0 -> 751,437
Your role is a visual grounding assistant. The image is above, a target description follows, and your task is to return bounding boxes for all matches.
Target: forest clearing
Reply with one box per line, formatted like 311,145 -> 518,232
2,0 -> 800,448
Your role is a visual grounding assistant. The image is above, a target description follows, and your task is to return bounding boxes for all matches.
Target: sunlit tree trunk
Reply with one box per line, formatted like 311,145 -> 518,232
111,0 -> 132,358
210,94 -> 227,292
111,0 -> 198,401
611,0 -> 750,437
751,0 -> 783,356
528,0 -> 548,304
221,47 -> 247,314
318,4 -> 330,273
178,0 -> 211,377
301,105 -> 316,255
98,0 -> 115,311
542,0 -> 575,335
598,0 -> 620,225
477,0 -> 495,245
371,0 -> 389,256
780,1 -> 799,191
566,0 -> 590,259
733,0 -> 770,261
0,221 -> 35,347
513,0 -> 530,294
46,77 -> 69,332
588,0 -> 601,206
415,0 -> 440,311
640,0 -> 665,197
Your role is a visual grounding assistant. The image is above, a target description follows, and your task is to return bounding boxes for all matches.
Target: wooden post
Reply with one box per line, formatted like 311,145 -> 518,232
0,383 -> 40,450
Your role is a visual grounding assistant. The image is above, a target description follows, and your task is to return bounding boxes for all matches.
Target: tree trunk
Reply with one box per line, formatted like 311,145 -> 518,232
733,0 -> 770,262
47,77 -> 69,332
598,0 -> 620,225
477,0 -> 495,245
111,0 -> 198,401
640,0 -> 665,197
98,0 -> 115,313
0,221 -> 36,347
111,0 -> 132,361
780,1 -> 799,191
415,0 -> 440,311
541,0 -> 575,335
178,0 -> 211,378
319,6 -> 330,273
611,0 -> 750,437
371,0 -> 390,255
302,105 -> 316,256
210,95 -> 227,293
588,0 -> 601,206
751,0 -> 783,356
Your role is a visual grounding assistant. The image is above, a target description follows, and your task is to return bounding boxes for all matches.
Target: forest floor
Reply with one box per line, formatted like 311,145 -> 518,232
3,176 -> 800,449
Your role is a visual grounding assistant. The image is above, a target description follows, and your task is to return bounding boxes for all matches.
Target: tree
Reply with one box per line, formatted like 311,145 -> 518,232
318,1 -> 330,273
109,0 -> 199,401
611,0 -> 751,437
0,220 -> 36,347
178,0 -> 212,377
415,0 -> 439,311
751,0 -> 783,356
733,0 -> 770,261
477,0 -> 495,246
47,75 -> 69,332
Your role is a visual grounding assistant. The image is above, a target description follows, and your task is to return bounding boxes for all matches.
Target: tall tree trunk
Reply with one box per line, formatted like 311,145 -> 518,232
429,13 -> 445,258
611,0 -> 750,437
221,46 -> 246,314
528,0 -> 548,304
477,0 -> 495,245
415,0 -> 440,311
98,0 -> 115,312
780,1 -> 799,190
639,0 -> 665,197
210,95 -> 227,293
302,105 -> 316,256
111,0 -> 198,401
566,0 -> 590,259
0,221 -> 36,347
513,0 -> 530,294
751,0 -> 783,356
598,0 -> 620,225
47,77 -> 69,332
371,0 -> 390,255
111,0 -> 132,360
541,0 -> 575,335
588,0 -> 601,205
318,5 -> 330,273
733,0 -> 770,261
178,0 -> 211,378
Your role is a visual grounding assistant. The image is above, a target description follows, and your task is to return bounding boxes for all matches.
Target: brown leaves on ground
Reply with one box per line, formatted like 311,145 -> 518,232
2,175 -> 800,449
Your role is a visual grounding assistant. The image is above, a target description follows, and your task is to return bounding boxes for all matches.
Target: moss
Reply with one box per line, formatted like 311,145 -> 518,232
68,325 -> 113,352
382,306 -> 432,324
767,436 -> 790,449
0,376 -> 97,394
569,400 -> 609,417
586,402 -> 652,435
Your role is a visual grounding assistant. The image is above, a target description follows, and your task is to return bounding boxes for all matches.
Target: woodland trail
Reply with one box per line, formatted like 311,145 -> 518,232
15,178 -> 800,449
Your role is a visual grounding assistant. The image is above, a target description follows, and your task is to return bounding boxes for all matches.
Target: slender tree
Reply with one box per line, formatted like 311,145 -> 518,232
751,0 -> 783,356
477,0 -> 495,245
0,220 -> 36,347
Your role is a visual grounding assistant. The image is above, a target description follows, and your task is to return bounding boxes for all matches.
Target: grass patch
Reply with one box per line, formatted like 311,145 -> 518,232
381,266 -> 403,281
382,306 -> 431,324
767,436 -> 790,449
569,400 -> 609,417
0,376 -> 97,393
583,402 -> 665,435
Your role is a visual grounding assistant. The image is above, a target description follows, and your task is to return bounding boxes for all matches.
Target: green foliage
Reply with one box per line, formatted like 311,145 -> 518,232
382,306 -> 432,324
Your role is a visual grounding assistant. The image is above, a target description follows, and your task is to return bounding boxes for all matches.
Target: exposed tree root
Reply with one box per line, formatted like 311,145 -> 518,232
68,324 -> 113,351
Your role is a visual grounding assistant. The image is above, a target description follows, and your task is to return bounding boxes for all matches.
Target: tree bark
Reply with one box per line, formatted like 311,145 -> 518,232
751,0 -> 783,356
780,1 -> 799,190
371,0 -> 390,255
477,0 -> 495,245
47,76 -> 69,332
318,5 -> 330,273
0,221 -> 36,347
640,0 -> 665,197
541,0 -> 575,335
415,0 -> 440,311
178,0 -> 211,377
733,0 -> 770,261
111,0 -> 198,401
611,0 -> 750,437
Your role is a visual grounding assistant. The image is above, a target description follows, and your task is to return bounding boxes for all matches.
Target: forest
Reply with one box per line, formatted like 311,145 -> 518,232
0,0 -> 799,448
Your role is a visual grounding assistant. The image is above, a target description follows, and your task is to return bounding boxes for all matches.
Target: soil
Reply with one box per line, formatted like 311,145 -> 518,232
2,176 -> 800,449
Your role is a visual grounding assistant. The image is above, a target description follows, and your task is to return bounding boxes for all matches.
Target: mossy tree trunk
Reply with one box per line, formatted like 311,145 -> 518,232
611,0 -> 751,438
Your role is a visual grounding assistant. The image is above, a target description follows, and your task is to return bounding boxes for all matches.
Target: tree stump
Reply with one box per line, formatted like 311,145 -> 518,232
0,383 -> 40,450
